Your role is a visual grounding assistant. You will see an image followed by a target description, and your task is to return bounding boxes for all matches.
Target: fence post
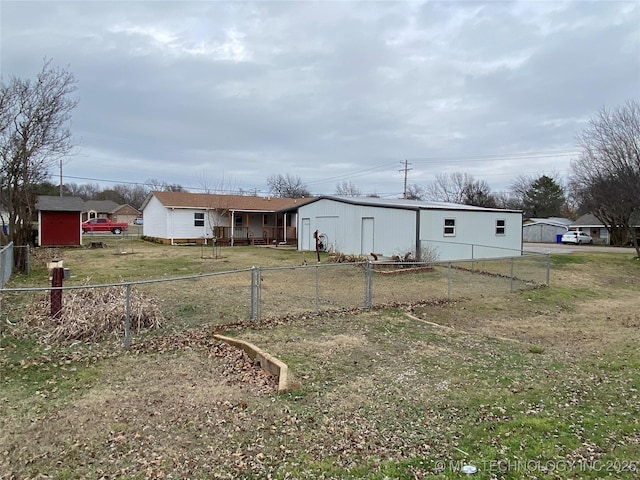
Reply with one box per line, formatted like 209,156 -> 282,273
471,244 -> 475,273
447,262 -> 451,299
124,283 -> 131,349
250,266 -> 257,321
315,264 -> 320,313
364,261 -> 373,308
510,257 -> 514,292
546,253 -> 551,286
50,267 -> 64,317
257,267 -> 262,321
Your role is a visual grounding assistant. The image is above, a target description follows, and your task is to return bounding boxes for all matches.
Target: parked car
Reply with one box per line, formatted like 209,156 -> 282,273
133,218 -> 143,225
561,231 -> 593,245
82,218 -> 129,234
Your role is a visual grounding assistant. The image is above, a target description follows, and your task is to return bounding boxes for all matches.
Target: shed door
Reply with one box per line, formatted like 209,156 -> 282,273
361,217 -> 374,255
301,218 -> 311,250
41,212 -> 80,246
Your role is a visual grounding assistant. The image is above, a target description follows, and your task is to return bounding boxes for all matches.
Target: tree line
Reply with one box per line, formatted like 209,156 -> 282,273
2,61 -> 639,271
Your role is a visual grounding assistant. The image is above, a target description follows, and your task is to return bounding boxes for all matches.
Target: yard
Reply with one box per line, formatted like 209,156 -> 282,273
1,241 -> 639,479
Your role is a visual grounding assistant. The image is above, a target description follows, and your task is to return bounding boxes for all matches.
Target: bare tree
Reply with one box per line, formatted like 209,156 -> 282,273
570,100 -> 640,254
145,178 -> 187,192
405,184 -> 425,200
425,172 -> 496,206
425,172 -> 470,203
64,182 -> 102,200
267,173 -> 310,198
198,171 -> 236,255
0,60 -> 78,268
335,180 -> 361,197
461,178 -> 497,208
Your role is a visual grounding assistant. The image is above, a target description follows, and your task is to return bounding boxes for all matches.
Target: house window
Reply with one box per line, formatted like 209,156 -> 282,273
496,219 -> 506,236
235,215 -> 243,227
194,212 -> 205,227
443,218 -> 456,236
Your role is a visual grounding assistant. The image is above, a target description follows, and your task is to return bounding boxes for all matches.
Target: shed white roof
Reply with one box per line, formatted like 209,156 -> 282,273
280,195 -> 521,213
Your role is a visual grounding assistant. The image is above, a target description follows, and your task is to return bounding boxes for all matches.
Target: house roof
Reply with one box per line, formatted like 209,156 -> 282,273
523,217 -> 572,227
278,195 -> 522,214
36,195 -> 85,212
142,191 -> 315,212
112,204 -> 141,215
84,200 -> 120,213
573,212 -> 640,227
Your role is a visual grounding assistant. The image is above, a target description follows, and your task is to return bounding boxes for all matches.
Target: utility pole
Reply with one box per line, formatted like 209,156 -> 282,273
59,159 -> 63,196
399,160 -> 412,199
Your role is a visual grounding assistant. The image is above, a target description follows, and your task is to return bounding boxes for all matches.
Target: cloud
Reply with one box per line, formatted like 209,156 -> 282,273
1,0 -> 638,196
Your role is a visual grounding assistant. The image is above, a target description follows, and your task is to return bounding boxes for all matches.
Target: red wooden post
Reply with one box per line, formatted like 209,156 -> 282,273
51,267 -> 64,317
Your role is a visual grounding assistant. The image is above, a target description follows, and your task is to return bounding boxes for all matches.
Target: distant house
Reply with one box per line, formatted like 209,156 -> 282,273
36,196 -> 85,247
83,200 -> 120,221
140,191 -> 313,245
571,213 -> 640,245
282,196 -> 523,261
111,204 -> 141,225
522,217 -> 571,243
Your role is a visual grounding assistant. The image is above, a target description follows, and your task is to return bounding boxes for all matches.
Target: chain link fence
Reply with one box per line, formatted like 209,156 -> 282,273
0,242 -> 13,289
1,251 -> 549,348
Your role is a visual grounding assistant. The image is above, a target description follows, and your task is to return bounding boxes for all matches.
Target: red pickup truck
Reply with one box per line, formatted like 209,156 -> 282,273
82,218 -> 129,234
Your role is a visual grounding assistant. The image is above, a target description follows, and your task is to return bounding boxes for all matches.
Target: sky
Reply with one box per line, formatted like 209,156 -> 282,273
1,1 -> 639,198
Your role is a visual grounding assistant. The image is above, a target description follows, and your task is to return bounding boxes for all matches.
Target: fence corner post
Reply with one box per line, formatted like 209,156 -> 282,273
124,283 -> 131,349
364,261 -> 373,308
250,266 -> 256,321
546,252 -> 551,286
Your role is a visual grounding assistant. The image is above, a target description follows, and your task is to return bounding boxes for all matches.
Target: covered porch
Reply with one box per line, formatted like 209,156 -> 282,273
213,210 -> 297,246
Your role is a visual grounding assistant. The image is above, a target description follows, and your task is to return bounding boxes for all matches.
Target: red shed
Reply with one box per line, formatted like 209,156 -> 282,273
36,196 -> 85,247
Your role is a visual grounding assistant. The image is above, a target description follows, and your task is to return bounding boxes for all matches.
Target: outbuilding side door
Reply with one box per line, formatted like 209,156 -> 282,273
361,217 -> 374,255
301,218 -> 311,250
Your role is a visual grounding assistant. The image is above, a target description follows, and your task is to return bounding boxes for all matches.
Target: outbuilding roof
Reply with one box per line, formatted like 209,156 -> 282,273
278,195 -> 522,213
142,191 -> 315,212
36,195 -> 85,212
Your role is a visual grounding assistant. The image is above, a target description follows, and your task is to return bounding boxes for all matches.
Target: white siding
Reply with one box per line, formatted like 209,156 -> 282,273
420,210 -> 522,261
522,223 -> 568,243
297,199 -> 417,257
142,196 -> 169,239
296,198 -> 522,261
142,195 -> 229,242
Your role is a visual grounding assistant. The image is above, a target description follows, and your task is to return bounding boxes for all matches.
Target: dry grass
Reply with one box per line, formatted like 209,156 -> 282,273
16,283 -> 163,344
1,246 -> 639,479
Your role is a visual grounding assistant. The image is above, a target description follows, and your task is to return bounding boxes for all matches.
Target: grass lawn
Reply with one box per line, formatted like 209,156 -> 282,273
1,242 -> 639,479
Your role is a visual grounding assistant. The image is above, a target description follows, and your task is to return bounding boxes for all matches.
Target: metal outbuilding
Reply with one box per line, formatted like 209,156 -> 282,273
285,196 -> 523,262
522,218 -> 571,243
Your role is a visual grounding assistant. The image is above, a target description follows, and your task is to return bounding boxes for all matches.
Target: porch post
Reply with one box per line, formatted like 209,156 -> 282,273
283,213 -> 287,243
230,210 -> 235,247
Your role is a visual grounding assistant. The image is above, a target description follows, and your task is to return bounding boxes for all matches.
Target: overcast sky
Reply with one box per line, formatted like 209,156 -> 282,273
1,1 -> 639,197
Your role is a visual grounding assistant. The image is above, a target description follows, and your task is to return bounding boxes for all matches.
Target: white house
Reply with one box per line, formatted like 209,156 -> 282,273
140,191 -> 312,245
285,196 -> 523,261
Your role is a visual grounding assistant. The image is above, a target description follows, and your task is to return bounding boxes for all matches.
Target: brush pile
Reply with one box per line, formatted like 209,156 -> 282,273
18,283 -> 163,344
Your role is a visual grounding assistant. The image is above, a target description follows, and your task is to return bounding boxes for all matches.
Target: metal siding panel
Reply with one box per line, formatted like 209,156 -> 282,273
420,210 -> 523,260
297,199 -> 416,257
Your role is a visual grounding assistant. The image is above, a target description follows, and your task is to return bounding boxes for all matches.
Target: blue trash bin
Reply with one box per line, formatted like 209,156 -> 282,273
556,234 -> 563,243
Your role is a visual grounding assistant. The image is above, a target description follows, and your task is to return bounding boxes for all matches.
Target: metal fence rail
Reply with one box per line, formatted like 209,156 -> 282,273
1,252 -> 550,348
0,242 -> 13,289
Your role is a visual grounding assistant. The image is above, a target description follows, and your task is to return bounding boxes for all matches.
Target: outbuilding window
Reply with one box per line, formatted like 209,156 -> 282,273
194,212 -> 205,227
443,218 -> 456,236
496,219 -> 506,236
